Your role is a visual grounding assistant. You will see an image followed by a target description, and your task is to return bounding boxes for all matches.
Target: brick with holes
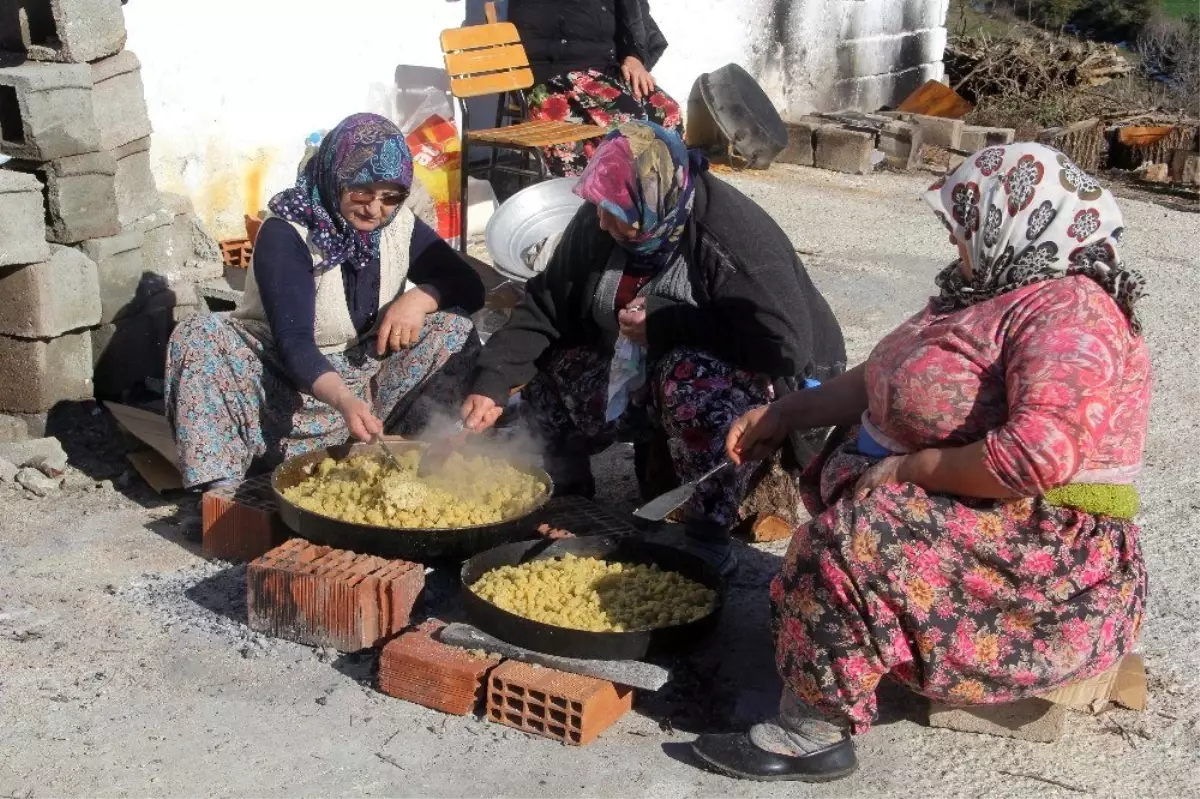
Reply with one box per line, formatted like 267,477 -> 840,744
201,475 -> 289,562
247,538 -> 424,652
378,620 -> 502,715
486,660 -> 634,745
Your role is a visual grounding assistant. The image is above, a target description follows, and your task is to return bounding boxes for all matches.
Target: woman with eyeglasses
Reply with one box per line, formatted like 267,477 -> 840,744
164,113 -> 485,490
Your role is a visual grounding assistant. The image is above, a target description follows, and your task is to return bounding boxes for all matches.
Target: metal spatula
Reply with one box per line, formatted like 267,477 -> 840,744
370,434 -> 406,471
632,458 -> 733,521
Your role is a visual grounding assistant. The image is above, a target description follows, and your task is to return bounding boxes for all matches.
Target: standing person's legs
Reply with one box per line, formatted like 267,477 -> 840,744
526,69 -> 684,177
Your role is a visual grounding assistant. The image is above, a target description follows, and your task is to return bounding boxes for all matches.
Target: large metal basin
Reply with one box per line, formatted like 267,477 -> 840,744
484,178 -> 584,283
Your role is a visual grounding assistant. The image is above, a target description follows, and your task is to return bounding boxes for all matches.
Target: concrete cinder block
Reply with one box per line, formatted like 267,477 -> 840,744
836,28 -> 947,80
0,0 -> 127,63
778,118 -> 830,167
0,330 -> 93,412
79,228 -> 146,324
928,698 -> 1066,743
1170,149 -> 1199,185
0,413 -> 29,443
913,115 -> 964,150
0,168 -> 50,267
0,58 -> 99,160
133,207 -> 187,275
91,305 -> 173,400
839,0 -> 949,39
814,126 -> 875,174
89,50 -> 152,152
832,62 -> 942,115
111,136 -> 159,226
960,125 -> 1016,153
0,245 -> 100,338
879,120 -> 915,162
9,152 -> 120,244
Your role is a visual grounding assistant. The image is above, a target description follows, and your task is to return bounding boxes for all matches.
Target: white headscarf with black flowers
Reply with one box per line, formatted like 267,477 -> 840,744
924,142 -> 1145,334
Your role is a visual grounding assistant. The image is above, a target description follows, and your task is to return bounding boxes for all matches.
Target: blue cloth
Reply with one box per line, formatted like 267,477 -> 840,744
856,425 -> 894,458
252,217 -> 485,392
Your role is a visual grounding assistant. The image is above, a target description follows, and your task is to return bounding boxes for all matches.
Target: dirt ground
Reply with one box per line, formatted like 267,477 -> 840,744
2,165 -> 1199,798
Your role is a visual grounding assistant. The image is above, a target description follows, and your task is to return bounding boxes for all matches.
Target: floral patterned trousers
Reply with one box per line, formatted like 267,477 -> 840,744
770,430 -> 1147,733
521,346 -> 768,529
525,68 -> 683,177
165,311 -> 479,488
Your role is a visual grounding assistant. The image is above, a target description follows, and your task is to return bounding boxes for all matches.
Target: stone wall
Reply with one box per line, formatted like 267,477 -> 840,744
0,0 -> 222,413
749,0 -> 950,119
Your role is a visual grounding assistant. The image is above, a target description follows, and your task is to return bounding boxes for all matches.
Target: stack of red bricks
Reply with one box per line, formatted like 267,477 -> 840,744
376,621 -> 636,745
247,538 -> 424,652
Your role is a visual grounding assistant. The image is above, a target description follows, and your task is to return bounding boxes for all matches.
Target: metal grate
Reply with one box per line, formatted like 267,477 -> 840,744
531,496 -> 641,537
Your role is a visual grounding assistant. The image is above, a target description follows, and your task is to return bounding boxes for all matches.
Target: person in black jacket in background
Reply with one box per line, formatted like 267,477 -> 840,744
460,123 -> 846,576
508,0 -> 683,176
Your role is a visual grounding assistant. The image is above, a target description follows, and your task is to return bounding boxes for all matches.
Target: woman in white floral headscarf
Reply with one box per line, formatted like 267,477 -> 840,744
691,143 -> 1151,782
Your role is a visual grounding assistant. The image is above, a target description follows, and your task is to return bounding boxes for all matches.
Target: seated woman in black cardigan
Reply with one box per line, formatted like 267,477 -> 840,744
509,0 -> 683,176
460,122 -> 846,576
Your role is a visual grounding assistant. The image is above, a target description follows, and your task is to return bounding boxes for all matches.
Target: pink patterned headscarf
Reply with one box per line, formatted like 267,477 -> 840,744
924,142 -> 1145,333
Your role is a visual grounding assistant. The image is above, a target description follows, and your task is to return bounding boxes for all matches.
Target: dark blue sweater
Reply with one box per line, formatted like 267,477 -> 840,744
254,217 -> 485,391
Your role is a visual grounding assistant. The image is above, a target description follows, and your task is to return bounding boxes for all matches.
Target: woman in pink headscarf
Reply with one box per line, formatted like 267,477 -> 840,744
692,143 -> 1150,782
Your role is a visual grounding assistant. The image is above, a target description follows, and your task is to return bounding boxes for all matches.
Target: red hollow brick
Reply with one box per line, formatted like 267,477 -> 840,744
201,475 -> 289,562
247,539 -> 424,652
486,660 -> 634,745
378,621 -> 502,715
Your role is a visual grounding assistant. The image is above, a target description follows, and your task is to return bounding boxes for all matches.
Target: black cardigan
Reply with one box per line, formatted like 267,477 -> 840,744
508,0 -> 668,86
470,172 -> 847,404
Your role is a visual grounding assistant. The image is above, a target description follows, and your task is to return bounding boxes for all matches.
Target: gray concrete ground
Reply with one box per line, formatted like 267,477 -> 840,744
2,164 -> 1199,798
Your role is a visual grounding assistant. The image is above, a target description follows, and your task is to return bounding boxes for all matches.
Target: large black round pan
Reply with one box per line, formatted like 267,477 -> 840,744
271,440 -> 554,563
460,535 -> 725,660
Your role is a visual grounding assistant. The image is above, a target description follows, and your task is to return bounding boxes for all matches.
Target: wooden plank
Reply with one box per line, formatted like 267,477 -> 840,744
484,1 -> 498,23
104,401 -> 179,467
127,450 -> 183,494
473,122 -> 605,147
440,22 -> 520,52
448,68 -> 533,99
1117,125 -> 1176,147
897,80 -> 973,120
444,44 -> 528,77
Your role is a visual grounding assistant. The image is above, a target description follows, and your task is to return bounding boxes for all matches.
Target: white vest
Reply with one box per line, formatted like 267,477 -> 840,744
233,208 -> 415,354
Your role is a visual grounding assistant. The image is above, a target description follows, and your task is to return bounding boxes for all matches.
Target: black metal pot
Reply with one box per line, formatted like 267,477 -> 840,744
698,63 -> 789,169
271,441 -> 554,563
460,534 -> 724,660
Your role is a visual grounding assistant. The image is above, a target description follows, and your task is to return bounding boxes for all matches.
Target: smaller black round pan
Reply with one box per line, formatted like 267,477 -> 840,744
460,534 -> 725,661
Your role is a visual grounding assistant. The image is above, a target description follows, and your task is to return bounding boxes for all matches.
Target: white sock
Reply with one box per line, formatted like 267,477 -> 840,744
748,692 -> 848,756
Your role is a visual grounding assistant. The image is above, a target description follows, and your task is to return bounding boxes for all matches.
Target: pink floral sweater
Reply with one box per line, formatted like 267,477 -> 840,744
863,275 -> 1151,496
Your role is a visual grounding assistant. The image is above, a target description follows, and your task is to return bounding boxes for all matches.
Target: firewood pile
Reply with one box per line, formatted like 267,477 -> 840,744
947,31 -> 1132,102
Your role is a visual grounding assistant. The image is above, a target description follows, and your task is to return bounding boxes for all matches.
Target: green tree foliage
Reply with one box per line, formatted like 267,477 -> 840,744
1070,0 -> 1159,41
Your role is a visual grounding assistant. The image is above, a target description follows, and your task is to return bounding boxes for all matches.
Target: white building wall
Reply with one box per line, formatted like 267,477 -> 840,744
124,0 -> 946,238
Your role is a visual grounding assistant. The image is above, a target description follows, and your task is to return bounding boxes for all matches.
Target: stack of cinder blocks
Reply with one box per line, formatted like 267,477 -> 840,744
0,0 -> 221,414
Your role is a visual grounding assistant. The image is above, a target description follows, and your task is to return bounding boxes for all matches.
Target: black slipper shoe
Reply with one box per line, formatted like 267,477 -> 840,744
691,732 -> 858,782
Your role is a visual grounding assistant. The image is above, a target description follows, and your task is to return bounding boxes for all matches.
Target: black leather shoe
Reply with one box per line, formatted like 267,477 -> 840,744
691,731 -> 858,782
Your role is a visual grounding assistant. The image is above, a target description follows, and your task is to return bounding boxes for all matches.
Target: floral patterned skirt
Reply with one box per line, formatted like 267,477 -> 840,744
525,68 -> 683,177
165,311 -> 479,488
521,346 -> 768,528
770,429 -> 1146,734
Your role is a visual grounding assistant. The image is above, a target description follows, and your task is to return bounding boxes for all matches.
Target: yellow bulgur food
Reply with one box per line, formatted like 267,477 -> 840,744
280,450 -> 545,529
470,554 -> 717,632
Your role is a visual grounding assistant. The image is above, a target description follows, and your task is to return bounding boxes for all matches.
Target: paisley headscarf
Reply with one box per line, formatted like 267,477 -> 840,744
268,113 -> 413,274
924,141 -> 1145,333
573,121 -> 703,268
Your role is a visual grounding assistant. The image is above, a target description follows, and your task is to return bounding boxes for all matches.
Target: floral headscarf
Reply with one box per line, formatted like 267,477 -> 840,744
268,113 -> 413,273
573,121 -> 701,268
924,142 -> 1145,333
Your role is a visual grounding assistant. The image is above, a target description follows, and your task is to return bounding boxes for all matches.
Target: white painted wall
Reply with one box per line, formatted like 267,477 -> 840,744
125,0 -> 946,239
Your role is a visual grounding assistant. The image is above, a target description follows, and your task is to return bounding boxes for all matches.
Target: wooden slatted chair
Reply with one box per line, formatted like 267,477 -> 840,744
440,21 -> 606,252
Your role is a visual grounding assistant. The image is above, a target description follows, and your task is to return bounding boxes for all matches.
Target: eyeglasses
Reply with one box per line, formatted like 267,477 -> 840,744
346,189 -> 407,208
